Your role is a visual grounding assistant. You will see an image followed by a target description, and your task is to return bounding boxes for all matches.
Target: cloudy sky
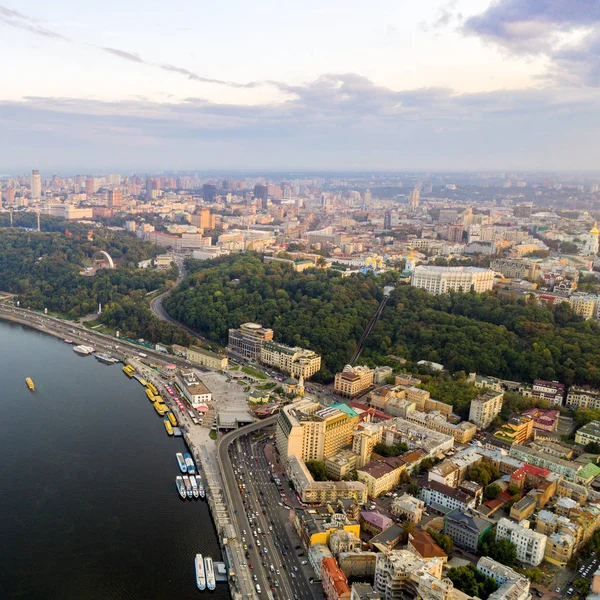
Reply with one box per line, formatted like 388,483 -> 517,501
1,0 -> 600,172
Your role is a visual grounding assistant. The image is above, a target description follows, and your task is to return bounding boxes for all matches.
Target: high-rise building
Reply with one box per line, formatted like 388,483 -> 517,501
254,184 -> 268,209
384,211 -> 392,230
5,187 -> 16,205
85,176 -> 94,197
409,189 -> 420,209
363,189 -> 372,207
203,184 -> 217,203
107,189 -> 123,208
276,399 -> 359,462
469,390 -> 504,429
31,169 -> 41,200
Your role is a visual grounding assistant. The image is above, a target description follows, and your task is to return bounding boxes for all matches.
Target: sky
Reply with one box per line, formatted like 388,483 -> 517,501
1,0 -> 600,172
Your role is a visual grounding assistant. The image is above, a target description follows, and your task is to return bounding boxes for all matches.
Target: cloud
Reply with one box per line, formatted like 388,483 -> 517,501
0,3 -> 71,40
464,0 -> 600,85
1,74 -> 600,170
101,47 -> 144,64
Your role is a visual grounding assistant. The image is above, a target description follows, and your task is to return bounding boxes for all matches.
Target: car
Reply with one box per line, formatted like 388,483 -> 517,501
257,540 -> 261,546
294,567 -> 298,572
253,575 -> 258,581
291,572 -> 295,578
270,584 -> 275,591
243,530 -> 246,535
276,569 -> 280,575
242,537 -> 246,543
264,548 -> 268,554
249,563 -> 253,569
244,544 -> 248,550
301,560 -> 308,565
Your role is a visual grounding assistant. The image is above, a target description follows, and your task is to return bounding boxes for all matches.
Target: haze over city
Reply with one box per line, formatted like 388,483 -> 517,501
2,0 -> 600,171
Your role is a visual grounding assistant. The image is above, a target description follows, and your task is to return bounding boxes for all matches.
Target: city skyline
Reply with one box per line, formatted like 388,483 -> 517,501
1,1 -> 600,170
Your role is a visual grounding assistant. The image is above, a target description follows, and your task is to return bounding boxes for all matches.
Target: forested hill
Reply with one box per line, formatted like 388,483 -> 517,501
0,227 -> 167,317
166,254 -> 600,387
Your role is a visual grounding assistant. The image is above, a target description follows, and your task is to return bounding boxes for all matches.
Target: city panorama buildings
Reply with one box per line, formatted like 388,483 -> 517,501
410,266 -> 495,295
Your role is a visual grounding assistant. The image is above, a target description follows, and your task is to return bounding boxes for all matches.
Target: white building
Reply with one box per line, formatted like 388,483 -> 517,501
496,518 -> 547,566
469,390 -> 504,430
410,266 -> 495,295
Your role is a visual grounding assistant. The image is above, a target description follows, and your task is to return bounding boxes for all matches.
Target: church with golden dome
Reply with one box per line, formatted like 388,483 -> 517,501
582,222 -> 600,256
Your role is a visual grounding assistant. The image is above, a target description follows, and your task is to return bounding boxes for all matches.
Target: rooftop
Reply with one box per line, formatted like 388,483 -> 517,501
408,530 -> 447,559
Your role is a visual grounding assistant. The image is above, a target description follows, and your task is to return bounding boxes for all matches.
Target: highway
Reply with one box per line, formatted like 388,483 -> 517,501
218,419 -> 324,600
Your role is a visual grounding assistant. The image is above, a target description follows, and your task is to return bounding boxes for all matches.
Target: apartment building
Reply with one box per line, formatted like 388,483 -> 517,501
443,510 -> 493,552
352,424 -> 383,468
405,410 -> 477,444
410,265 -> 495,295
326,450 -> 358,480
356,456 -> 407,498
287,455 -> 367,505
321,557 -> 352,600
334,365 -> 375,398
566,386 -> 600,410
374,551 -> 449,600
228,322 -> 273,359
260,340 -> 322,379
186,345 -> 228,370
469,390 -> 504,429
477,557 -> 531,600
390,494 -> 425,524
276,400 -> 359,461
496,518 -> 547,566
494,416 -> 534,446
382,418 -> 454,457
531,379 -> 565,407
509,444 -> 581,482
420,481 -> 476,513
490,258 -> 538,279
575,420 -> 600,446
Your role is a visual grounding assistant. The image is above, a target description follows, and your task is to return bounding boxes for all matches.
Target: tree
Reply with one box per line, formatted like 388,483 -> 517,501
447,565 -> 498,600
374,442 -> 408,457
407,483 -> 420,497
467,463 -> 500,487
585,441 -> 600,454
484,483 -> 501,500
305,460 -> 328,482
427,530 -> 454,557
489,538 -> 518,567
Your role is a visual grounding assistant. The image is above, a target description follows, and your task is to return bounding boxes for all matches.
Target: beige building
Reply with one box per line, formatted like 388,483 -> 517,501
287,455 -> 367,504
326,450 -> 358,480
335,365 -> 374,398
352,423 -> 383,468
260,340 -> 321,379
571,295 -> 598,320
390,494 -> 425,524
176,371 -> 212,407
356,456 -> 406,498
566,386 -> 600,410
186,345 -> 228,370
469,390 -> 504,429
404,411 -> 476,444
410,265 -> 495,295
276,400 -> 359,462
228,322 -> 273,360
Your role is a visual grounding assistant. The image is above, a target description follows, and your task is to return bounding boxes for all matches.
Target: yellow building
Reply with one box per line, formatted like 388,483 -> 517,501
276,400 -> 359,462
544,532 -> 576,567
334,364 -> 374,398
260,340 -> 321,379
326,450 -> 358,480
356,456 -> 407,498
186,345 -> 228,370
494,416 -> 534,445
352,424 -> 383,468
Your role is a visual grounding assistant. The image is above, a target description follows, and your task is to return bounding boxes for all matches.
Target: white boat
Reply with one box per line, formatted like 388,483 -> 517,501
176,452 -> 187,473
195,554 -> 206,591
176,476 -> 186,499
184,453 -> 196,474
183,476 -> 193,499
189,475 -> 199,499
73,345 -> 94,355
204,556 -> 216,591
198,483 -> 206,499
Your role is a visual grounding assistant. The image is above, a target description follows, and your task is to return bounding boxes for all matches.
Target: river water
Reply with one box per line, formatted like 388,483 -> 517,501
0,320 -> 230,600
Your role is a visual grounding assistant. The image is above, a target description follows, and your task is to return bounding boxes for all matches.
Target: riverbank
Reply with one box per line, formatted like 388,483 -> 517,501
0,321 -> 230,600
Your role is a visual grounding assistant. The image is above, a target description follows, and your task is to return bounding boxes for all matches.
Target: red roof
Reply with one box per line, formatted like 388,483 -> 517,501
322,558 -> 351,598
511,463 -> 550,481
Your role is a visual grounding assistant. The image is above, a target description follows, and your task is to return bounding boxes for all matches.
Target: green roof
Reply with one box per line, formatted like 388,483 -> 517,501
330,403 -> 358,418
578,462 -> 600,480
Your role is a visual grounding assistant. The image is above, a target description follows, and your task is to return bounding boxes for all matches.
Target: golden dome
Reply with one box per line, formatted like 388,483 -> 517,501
591,222 -> 600,235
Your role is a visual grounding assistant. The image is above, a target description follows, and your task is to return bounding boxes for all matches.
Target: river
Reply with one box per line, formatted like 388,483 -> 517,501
0,320 -> 230,600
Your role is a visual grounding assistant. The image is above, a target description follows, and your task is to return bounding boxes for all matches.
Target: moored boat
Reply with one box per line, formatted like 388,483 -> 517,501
153,402 -> 168,416
167,410 -> 178,427
73,345 -> 94,355
25,377 -> 35,391
195,554 -> 206,591
93,352 -> 118,365
122,365 -> 135,377
184,453 -> 196,474
64,339 -> 73,344
182,476 -> 193,499
176,452 -> 187,473
198,483 -> 206,499
204,556 -> 216,591
164,417 -> 173,436
176,476 -> 187,499
146,388 -> 156,402
189,475 -> 199,499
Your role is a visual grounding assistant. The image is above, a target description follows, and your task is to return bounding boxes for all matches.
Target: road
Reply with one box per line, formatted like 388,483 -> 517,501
218,419 -> 324,600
